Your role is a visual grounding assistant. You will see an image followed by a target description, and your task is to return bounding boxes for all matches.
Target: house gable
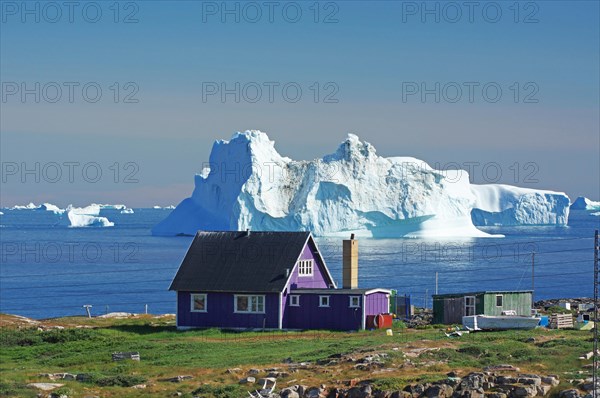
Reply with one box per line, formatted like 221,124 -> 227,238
286,238 -> 334,291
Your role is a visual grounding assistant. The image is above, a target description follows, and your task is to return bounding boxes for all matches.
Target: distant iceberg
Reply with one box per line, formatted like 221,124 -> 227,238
120,208 -> 134,214
9,202 -> 39,210
153,206 -> 162,209
591,212 -> 600,217
95,203 -> 128,210
39,203 -> 65,214
66,204 -> 114,227
571,196 -> 600,211
8,202 -> 65,214
165,205 -> 176,209
152,130 -> 570,238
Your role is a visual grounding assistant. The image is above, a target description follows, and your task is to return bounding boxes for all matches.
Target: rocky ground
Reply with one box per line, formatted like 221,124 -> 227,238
272,370 -> 562,398
534,299 -> 595,311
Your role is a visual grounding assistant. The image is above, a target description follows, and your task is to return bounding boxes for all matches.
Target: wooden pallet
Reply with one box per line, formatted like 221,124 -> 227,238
549,313 -> 573,329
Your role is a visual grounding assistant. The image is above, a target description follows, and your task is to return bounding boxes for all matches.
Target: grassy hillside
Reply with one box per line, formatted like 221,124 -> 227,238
0,314 -> 593,397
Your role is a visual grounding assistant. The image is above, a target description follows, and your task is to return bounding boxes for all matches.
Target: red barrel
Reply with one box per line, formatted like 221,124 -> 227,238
366,313 -> 394,329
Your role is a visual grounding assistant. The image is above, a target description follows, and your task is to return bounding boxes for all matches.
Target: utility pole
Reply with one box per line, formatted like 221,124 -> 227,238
593,230 -> 599,398
435,272 -> 439,295
83,305 -> 92,318
531,252 -> 535,303
425,289 -> 428,309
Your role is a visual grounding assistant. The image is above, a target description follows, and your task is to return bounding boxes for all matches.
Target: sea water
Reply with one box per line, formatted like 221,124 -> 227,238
0,209 -> 598,319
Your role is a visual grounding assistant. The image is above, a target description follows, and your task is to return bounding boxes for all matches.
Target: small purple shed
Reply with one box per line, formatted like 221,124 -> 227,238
169,231 -> 390,331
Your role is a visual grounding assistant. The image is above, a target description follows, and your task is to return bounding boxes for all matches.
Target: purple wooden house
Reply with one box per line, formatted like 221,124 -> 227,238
169,231 -> 390,331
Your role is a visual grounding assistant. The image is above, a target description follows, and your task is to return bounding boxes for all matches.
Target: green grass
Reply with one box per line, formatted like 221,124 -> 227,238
0,315 -> 593,397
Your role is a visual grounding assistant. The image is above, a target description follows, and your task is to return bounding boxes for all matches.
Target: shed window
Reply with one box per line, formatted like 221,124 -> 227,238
289,295 -> 300,307
298,259 -> 314,276
319,295 -> 330,307
191,294 -> 207,312
234,295 -> 265,314
496,295 -> 503,307
465,296 -> 476,316
349,296 -> 361,308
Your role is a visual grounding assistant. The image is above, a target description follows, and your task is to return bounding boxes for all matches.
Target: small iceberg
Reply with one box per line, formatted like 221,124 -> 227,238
39,203 -> 65,214
66,204 -> 114,227
95,203 -> 128,210
120,208 -> 134,214
8,202 -> 65,214
9,202 -> 39,210
571,196 -> 600,211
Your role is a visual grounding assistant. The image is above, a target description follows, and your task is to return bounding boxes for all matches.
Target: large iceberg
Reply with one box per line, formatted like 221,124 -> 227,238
571,196 -> 600,211
152,130 -> 570,238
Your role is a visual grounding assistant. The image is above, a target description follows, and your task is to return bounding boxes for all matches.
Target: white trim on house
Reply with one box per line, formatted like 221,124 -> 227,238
280,233 -> 337,293
278,292 -> 283,329
349,295 -> 361,308
308,234 -> 337,288
364,288 -> 393,295
289,295 -> 300,307
319,295 -> 330,307
234,294 -> 266,314
190,293 -> 207,312
361,293 -> 366,330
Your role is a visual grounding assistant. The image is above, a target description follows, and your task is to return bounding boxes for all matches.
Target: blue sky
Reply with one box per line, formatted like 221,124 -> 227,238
1,0 -> 598,206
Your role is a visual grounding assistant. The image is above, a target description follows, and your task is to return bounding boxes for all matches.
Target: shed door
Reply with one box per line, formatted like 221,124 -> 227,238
443,297 -> 465,324
465,296 -> 476,316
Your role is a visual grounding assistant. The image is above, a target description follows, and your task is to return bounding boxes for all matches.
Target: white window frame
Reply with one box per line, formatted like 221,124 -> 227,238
190,293 -> 207,313
289,295 -> 300,307
234,294 -> 265,314
319,295 -> 330,308
465,295 -> 476,316
349,296 -> 361,308
495,294 -> 503,307
297,259 -> 314,277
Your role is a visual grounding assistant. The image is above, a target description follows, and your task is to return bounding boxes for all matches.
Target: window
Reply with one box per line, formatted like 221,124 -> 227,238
297,259 -> 313,276
234,295 -> 265,314
191,294 -> 207,312
496,295 -> 503,307
319,295 -> 330,307
465,296 -> 476,316
289,295 -> 300,307
349,296 -> 361,308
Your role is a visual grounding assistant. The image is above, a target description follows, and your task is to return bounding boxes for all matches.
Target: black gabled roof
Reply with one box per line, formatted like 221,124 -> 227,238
169,231 -> 317,293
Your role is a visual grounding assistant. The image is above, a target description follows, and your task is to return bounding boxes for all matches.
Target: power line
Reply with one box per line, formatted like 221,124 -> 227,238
0,246 -> 593,281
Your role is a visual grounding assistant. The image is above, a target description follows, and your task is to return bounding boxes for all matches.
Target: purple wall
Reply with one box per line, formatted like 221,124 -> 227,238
281,239 -> 333,322
365,292 -> 390,316
177,291 -> 280,329
283,293 -> 364,330
283,291 -> 390,331
287,241 -> 330,290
